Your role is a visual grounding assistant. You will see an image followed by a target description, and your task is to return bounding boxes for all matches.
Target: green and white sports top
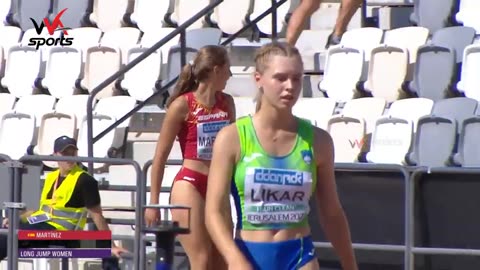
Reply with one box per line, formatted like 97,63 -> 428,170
231,116 -> 317,230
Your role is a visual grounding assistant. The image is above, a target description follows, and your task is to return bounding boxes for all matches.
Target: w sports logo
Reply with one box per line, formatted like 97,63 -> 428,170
28,8 -> 74,50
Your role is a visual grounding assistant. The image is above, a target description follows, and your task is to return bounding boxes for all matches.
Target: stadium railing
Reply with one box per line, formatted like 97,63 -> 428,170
85,0 -> 290,173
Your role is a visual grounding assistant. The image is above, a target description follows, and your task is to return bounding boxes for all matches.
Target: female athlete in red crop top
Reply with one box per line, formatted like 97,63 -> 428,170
146,45 -> 236,270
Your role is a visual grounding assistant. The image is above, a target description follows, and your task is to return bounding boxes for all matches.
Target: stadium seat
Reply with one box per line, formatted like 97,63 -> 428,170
88,0 -> 133,32
212,0 -> 252,35
453,116 -> 480,167
1,46 -> 42,97
21,27 -> 63,55
0,0 -> 12,26
250,0 -> 291,36
0,25 -> 21,55
339,27 -> 384,64
55,94 -> 93,127
35,112 -> 77,168
0,93 -> 16,120
165,46 -> 198,93
130,0 -> 171,33
383,27 -> 429,79
51,0 -> 91,29
233,97 -> 256,119
410,0 -> 457,33
185,28 -> 223,50
80,46 -> 122,99
94,96 -> 137,128
77,114 -> 117,169
407,116 -> 456,166
10,0 -> 50,31
387,98 -> 434,132
328,115 -> 365,162
14,94 -> 57,127
366,116 -> 413,164
175,0 -> 211,29
101,27 -> 141,64
91,96 -> 136,164
406,45 -> 456,101
0,112 -> 35,159
455,0 -> 480,34
431,97 -> 478,134
319,46 -> 364,102
296,30 -> 332,71
223,75 -> 257,98
140,27 -> 179,50
68,27 -> 103,52
163,27 -> 222,89
341,97 -> 387,134
328,97 -> 386,162
41,47 -> 82,98
140,28 -> 180,84
362,45 -> 408,102
383,27 -> 430,52
431,26 -> 476,64
457,44 -> 480,101
121,47 -> 162,102
292,98 -> 336,130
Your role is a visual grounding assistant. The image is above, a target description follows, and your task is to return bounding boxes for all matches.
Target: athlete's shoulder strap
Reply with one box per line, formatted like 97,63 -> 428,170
235,116 -> 254,159
296,116 -> 315,152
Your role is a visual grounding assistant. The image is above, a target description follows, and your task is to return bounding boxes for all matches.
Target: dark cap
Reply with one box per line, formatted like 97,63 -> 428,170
53,136 -> 78,153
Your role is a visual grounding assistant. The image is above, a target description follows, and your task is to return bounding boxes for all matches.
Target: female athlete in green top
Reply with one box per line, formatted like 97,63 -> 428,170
205,42 -> 358,270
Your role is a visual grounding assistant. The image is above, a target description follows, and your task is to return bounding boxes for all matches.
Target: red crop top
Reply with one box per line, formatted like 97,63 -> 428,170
177,92 -> 231,160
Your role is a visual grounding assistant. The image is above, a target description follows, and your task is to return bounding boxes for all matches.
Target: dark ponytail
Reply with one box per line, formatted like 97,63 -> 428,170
165,45 -> 229,108
166,63 -> 198,108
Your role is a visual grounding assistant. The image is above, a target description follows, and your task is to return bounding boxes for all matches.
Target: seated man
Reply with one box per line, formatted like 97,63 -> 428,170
0,136 -> 129,269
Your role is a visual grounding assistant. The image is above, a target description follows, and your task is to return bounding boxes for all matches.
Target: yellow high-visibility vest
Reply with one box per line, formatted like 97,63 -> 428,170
30,165 -> 87,230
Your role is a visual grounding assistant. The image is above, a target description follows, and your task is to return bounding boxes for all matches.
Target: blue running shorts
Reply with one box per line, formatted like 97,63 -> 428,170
234,235 -> 316,270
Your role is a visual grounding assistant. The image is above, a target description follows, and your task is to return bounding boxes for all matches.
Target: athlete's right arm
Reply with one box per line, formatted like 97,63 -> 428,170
205,125 -> 251,268
149,97 -> 188,205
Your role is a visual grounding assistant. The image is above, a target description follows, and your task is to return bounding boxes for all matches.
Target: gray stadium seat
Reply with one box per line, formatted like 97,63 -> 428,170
408,116 -> 457,166
165,46 -> 198,95
453,116 -> 480,167
11,0 -> 51,31
185,28 -> 223,50
431,26 -> 476,64
406,45 -> 456,101
431,97 -> 478,133
51,0 -> 92,29
410,0 -> 457,33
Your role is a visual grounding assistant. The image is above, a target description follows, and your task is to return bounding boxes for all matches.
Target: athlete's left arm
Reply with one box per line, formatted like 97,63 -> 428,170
313,128 -> 358,270
223,93 -> 236,123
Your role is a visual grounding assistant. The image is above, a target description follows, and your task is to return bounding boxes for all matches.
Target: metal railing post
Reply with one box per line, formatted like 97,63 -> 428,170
180,30 -> 187,68
271,0 -> 278,41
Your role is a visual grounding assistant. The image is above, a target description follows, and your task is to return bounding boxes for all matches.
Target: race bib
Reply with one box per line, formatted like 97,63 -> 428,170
244,167 -> 313,224
197,120 -> 229,159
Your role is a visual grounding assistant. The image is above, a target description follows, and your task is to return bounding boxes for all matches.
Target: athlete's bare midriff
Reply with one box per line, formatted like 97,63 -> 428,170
182,159 -> 211,175
237,225 -> 312,242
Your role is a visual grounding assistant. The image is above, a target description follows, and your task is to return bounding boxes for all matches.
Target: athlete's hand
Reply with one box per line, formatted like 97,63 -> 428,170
111,245 -> 130,258
2,218 -> 8,228
144,208 -> 160,227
